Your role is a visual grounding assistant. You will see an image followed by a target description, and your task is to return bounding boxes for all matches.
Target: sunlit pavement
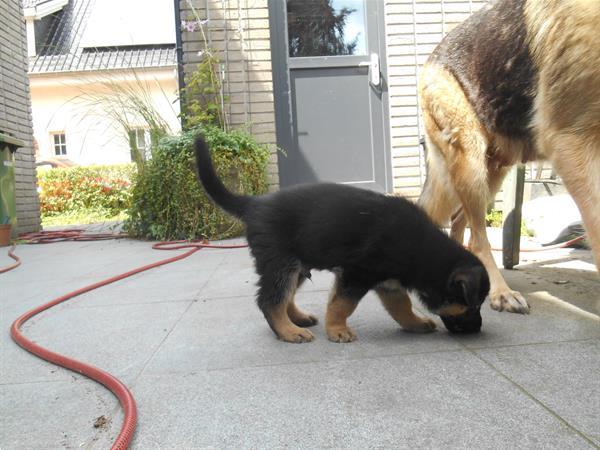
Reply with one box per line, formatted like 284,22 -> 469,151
1,232 -> 598,448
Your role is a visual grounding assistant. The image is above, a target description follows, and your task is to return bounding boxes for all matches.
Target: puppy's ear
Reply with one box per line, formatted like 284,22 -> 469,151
448,266 -> 489,309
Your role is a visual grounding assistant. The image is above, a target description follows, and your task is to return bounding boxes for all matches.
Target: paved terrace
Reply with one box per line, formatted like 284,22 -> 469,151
1,232 -> 599,449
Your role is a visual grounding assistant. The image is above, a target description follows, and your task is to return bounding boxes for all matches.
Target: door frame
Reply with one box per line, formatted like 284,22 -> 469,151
268,0 -> 392,192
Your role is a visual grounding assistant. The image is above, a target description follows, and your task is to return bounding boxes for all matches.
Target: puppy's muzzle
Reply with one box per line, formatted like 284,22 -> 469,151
440,308 -> 482,334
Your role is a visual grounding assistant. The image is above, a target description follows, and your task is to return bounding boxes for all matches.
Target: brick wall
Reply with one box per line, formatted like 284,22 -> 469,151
0,0 -> 41,233
179,0 -> 279,189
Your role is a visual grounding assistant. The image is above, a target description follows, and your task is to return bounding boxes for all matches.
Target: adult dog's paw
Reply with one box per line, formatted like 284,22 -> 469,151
490,289 -> 530,314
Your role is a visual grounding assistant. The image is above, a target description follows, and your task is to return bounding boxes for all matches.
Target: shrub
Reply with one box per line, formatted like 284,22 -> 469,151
37,165 -> 135,218
486,208 -> 533,236
180,53 -> 226,129
124,125 -> 270,240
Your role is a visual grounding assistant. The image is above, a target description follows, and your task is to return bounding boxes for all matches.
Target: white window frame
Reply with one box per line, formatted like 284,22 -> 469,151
51,132 -> 67,156
131,128 -> 152,160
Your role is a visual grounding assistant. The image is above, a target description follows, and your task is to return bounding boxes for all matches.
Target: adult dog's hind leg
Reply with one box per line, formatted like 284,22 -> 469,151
376,286 -> 436,332
450,208 -> 467,244
547,133 -> 600,270
418,134 -> 461,227
257,263 -> 314,343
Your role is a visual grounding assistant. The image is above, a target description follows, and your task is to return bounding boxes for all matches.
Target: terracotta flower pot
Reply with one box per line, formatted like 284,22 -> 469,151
0,224 -> 11,247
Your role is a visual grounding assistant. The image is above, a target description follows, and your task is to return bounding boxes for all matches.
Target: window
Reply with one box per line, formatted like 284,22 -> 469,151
287,0 -> 367,57
129,128 -> 152,161
52,133 -> 67,156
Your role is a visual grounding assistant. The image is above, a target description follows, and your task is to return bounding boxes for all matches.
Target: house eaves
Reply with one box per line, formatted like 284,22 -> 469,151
23,0 -> 69,20
29,46 -> 177,74
29,0 -> 177,74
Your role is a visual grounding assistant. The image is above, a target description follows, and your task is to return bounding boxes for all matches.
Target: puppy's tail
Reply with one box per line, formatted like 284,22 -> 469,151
194,135 -> 250,219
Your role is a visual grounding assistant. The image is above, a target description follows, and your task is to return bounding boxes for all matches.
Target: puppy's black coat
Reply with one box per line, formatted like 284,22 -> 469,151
195,136 -> 489,338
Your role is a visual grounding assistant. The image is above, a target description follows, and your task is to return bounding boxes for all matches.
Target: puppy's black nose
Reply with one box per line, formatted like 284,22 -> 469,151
441,309 -> 482,334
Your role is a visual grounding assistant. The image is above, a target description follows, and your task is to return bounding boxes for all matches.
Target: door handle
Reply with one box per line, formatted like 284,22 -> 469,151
359,53 -> 381,87
369,53 -> 380,87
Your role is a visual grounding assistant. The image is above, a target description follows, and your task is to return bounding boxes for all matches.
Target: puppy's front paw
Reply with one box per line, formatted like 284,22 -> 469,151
278,326 -> 315,343
401,317 -> 437,333
490,289 -> 530,314
327,326 -> 357,343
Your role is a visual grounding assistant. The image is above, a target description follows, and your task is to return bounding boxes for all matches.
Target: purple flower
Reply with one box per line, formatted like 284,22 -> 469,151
181,19 -> 209,32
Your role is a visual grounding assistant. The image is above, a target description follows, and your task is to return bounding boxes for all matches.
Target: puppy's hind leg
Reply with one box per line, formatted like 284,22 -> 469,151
287,273 -> 318,327
376,285 -> 436,333
257,262 -> 314,343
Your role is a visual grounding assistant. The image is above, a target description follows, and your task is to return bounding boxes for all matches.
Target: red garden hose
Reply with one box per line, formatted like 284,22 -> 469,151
490,234 -> 586,252
18,229 -> 128,243
0,245 -> 20,274
7,230 -> 247,449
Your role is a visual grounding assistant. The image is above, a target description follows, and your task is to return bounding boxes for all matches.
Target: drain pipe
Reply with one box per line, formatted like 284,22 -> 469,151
174,0 -> 186,128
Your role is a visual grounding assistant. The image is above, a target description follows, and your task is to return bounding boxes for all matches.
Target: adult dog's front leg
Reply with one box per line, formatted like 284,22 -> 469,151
419,65 -> 529,314
468,222 -> 529,313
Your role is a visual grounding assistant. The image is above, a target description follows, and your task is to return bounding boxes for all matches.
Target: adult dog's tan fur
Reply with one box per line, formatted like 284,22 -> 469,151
419,0 -> 600,313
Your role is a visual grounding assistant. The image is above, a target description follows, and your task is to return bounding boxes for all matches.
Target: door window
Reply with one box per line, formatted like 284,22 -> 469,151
287,0 -> 367,57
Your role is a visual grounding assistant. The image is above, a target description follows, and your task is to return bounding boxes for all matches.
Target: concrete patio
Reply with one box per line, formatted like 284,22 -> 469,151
1,233 -> 599,449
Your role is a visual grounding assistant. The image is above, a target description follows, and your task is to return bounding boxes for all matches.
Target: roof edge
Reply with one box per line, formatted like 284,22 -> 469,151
23,0 -> 69,20
28,64 -> 177,77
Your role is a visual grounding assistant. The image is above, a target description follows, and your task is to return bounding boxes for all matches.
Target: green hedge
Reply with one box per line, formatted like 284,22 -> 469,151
124,125 -> 270,240
37,164 -> 135,218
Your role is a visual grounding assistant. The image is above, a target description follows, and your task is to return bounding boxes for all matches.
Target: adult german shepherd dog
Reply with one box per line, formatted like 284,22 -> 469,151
419,0 -> 600,313
194,136 -> 489,342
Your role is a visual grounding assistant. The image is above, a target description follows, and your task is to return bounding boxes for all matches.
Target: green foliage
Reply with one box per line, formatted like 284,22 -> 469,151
180,53 -> 226,129
37,165 -> 135,219
124,125 -> 270,241
42,210 -> 129,228
485,209 -> 503,228
486,208 -> 534,237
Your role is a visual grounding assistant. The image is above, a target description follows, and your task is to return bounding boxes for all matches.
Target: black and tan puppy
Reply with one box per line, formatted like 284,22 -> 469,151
195,136 -> 489,342
419,0 -> 600,314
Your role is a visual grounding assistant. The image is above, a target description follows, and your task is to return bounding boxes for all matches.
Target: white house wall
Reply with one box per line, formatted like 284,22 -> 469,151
29,68 -> 181,165
80,0 -> 176,48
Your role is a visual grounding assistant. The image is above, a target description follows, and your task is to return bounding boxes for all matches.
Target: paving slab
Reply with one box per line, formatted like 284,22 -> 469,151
1,237 -> 599,449
476,339 -> 600,445
98,352 -> 593,449
143,290 -> 463,376
1,378 -> 117,450
2,299 -> 192,385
